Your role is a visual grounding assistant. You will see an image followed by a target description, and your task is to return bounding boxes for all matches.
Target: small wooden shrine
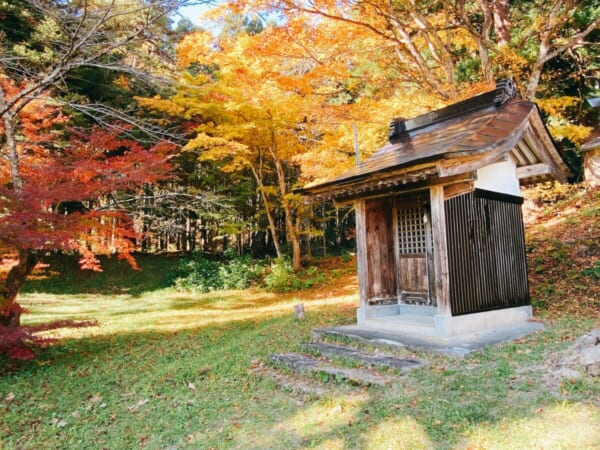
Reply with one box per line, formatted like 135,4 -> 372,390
299,80 -> 571,337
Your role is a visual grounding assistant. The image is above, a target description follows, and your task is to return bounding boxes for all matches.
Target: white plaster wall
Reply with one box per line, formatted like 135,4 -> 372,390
475,159 -> 520,195
583,148 -> 600,188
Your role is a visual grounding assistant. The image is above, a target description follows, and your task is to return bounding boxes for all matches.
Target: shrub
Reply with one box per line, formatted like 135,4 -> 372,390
263,258 -> 326,293
582,261 -> 600,280
263,258 -> 296,292
340,251 -> 354,263
170,251 -> 264,292
171,253 -> 223,292
524,181 -> 581,206
171,253 -> 329,293
219,254 -> 264,290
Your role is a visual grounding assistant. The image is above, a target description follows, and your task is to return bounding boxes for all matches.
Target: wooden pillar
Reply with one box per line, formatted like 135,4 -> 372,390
354,199 -> 369,307
430,185 -> 451,316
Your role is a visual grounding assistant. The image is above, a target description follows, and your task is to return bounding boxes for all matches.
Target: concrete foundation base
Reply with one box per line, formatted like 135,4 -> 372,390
314,319 -> 545,357
357,304 -> 534,338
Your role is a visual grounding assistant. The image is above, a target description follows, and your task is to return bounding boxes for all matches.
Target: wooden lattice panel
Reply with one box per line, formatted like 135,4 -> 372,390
397,206 -> 427,254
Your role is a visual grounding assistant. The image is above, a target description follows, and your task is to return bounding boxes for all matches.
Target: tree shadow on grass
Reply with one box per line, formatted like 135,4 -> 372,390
22,253 -> 181,296
167,289 -> 296,312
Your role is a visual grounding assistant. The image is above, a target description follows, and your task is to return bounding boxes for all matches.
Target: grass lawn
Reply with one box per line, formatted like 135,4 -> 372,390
1,186 -> 599,449
0,253 -> 599,449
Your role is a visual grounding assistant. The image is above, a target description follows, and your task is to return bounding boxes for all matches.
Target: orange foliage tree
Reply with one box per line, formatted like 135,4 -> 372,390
231,0 -> 598,101
143,11 -> 456,268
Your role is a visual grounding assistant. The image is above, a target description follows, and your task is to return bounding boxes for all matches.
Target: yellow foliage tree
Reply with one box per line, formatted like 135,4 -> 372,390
537,97 -> 593,146
141,20 -> 363,269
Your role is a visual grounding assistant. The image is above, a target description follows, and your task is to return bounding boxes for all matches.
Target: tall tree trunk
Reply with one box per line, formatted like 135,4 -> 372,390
525,29 -> 551,100
525,62 -> 544,101
256,178 -> 283,259
0,249 -> 37,327
306,204 -> 313,262
270,138 -> 301,271
0,87 -> 35,327
250,162 -> 283,259
0,89 -> 23,192
490,0 -> 511,47
455,1 -> 494,82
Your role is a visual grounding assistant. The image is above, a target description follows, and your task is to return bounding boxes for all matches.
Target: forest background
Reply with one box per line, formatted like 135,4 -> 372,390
0,0 -> 598,329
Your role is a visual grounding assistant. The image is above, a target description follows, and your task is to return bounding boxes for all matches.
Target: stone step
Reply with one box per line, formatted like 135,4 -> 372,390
365,314 -> 437,336
300,342 -> 426,372
269,353 -> 393,386
249,365 -> 331,397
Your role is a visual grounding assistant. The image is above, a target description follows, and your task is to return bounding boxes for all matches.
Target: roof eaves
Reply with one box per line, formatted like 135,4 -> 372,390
388,78 -> 519,141
296,154 -> 444,196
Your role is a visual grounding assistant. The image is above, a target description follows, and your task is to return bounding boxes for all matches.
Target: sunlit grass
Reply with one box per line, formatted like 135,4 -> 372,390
23,288 -> 358,337
365,417 -> 434,450
283,393 -> 366,437
462,402 -> 600,449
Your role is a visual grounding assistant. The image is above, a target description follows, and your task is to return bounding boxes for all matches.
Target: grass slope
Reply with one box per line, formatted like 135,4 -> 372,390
0,185 -> 599,449
525,183 -> 600,318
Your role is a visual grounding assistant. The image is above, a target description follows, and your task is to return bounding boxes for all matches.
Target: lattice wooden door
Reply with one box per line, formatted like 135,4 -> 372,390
396,203 -> 435,306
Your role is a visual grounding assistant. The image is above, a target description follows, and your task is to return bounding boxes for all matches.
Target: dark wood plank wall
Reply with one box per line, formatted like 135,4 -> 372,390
365,197 -> 397,303
445,189 -> 529,315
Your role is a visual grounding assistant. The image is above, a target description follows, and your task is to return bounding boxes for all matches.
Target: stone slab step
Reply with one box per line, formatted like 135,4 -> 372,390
269,353 -> 392,386
250,365 -> 331,397
300,342 -> 426,372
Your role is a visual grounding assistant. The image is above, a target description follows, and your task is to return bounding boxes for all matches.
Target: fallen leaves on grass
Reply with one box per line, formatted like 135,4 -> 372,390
525,184 -> 600,320
51,418 -> 67,428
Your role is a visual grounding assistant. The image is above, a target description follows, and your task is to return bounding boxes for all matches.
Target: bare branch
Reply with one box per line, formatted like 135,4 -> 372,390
64,102 -> 185,144
0,0 -> 202,118
543,16 -> 600,64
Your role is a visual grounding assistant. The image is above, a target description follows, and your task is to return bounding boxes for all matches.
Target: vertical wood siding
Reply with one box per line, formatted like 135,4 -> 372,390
445,189 -> 529,315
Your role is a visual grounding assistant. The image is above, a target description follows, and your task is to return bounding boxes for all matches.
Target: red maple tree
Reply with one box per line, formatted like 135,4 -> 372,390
0,76 -> 174,335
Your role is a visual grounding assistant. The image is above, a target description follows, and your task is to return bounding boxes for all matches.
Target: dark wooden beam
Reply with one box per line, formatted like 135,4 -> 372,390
317,172 -> 475,205
430,185 -> 450,316
389,79 -> 519,141
527,116 -> 572,181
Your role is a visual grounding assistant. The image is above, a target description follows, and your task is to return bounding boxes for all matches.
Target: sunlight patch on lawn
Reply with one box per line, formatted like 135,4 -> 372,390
20,289 -> 359,339
462,402 -> 600,449
265,393 -> 367,445
364,417 -> 434,449
313,438 -> 346,449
